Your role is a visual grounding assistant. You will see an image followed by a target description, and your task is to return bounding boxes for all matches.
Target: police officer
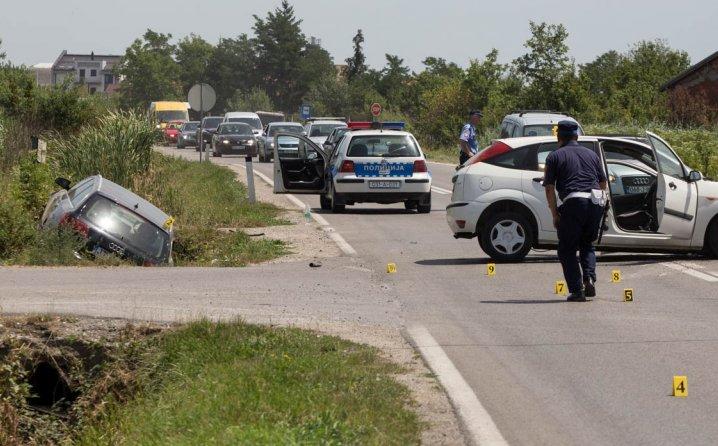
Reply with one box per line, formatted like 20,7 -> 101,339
544,120 -> 607,302
458,110 -> 482,165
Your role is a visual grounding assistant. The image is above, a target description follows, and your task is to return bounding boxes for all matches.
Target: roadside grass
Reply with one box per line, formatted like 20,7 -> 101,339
75,320 -> 421,445
422,145 -> 457,164
136,153 -> 288,266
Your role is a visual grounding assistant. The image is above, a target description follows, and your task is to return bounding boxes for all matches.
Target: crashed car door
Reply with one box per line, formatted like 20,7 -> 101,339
646,131 -> 698,239
273,133 -> 328,194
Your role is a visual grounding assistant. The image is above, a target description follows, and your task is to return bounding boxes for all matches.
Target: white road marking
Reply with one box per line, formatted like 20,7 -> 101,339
406,325 -> 508,446
431,186 -> 452,195
663,262 -> 718,282
428,160 -> 458,167
238,163 -> 357,257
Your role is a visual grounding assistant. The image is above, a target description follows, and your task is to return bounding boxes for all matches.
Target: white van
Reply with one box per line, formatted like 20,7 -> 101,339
223,112 -> 263,136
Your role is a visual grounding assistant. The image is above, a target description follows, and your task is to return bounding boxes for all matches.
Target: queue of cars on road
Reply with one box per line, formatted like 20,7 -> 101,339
47,102 -> 717,266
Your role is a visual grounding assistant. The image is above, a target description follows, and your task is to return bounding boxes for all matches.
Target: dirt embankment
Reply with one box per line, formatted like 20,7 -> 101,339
0,315 -> 169,445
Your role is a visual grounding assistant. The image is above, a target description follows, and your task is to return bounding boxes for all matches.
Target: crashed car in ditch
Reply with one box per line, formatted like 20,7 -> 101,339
40,175 -> 174,265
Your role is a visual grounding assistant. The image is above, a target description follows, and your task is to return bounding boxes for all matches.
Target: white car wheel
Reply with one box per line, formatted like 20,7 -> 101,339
480,212 -> 533,261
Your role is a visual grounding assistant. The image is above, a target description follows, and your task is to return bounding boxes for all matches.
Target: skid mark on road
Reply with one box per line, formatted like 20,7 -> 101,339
406,325 -> 508,446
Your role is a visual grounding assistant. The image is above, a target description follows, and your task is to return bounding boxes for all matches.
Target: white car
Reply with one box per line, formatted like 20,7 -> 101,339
223,112 -> 263,137
303,118 -> 347,147
273,122 -> 432,213
446,132 -> 718,261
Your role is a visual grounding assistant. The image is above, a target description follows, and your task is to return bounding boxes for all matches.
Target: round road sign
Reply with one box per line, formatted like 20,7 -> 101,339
370,102 -> 382,117
188,83 -> 216,112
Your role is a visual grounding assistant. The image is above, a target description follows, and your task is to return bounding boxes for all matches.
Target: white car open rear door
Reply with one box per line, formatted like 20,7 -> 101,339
646,131 -> 698,239
273,133 -> 328,195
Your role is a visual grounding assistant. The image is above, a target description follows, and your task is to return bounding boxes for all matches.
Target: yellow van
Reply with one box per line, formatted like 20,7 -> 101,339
149,101 -> 190,128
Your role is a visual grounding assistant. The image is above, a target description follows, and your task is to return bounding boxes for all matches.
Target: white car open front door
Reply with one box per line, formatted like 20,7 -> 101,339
273,133 -> 329,195
646,131 -> 698,239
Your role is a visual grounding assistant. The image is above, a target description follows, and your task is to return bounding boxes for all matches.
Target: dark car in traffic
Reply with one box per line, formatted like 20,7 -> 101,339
196,116 -> 224,152
211,123 -> 257,157
177,121 -> 199,149
41,176 -> 174,265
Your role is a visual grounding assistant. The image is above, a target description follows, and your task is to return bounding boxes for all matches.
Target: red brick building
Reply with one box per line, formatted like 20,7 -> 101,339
661,51 -> 718,125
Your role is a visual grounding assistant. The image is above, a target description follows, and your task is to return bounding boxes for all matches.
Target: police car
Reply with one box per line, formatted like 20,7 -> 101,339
272,121 -> 432,213
446,131 -> 718,261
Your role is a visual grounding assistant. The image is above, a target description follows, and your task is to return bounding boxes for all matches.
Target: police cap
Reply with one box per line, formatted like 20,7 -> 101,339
557,120 -> 578,137
469,110 -> 483,118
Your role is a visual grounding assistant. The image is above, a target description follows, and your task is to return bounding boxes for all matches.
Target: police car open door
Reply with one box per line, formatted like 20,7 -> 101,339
645,131 -> 698,239
273,133 -> 328,194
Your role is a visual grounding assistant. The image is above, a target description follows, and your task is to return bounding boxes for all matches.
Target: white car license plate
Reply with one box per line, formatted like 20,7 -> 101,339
369,180 -> 401,189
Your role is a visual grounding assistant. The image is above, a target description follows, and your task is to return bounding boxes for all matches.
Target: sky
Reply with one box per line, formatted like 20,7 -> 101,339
1,0 -> 717,70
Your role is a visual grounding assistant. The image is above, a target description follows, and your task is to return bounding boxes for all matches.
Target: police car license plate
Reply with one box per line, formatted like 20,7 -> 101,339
369,180 -> 401,189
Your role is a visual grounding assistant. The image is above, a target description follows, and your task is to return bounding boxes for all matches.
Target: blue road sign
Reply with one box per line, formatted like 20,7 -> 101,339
300,105 -> 311,120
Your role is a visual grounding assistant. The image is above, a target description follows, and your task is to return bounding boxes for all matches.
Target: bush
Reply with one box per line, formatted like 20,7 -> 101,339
10,155 -> 57,221
50,112 -> 156,188
0,196 -> 35,260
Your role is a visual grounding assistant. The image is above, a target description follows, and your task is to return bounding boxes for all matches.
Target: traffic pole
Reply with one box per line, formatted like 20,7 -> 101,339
245,155 -> 256,204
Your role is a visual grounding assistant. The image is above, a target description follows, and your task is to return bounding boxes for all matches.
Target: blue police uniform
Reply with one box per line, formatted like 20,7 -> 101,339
459,123 -> 478,164
544,121 -> 606,297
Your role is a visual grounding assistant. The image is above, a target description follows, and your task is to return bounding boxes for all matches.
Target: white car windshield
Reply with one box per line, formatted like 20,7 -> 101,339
269,125 -> 303,136
346,135 -> 421,158
228,117 -> 262,129
309,124 -> 345,138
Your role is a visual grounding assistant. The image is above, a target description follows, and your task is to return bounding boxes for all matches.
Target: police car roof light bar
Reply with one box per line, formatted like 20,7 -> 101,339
347,121 -> 405,130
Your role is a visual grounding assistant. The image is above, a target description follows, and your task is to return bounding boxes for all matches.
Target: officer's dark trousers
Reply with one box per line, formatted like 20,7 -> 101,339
459,152 -> 471,165
557,198 -> 604,293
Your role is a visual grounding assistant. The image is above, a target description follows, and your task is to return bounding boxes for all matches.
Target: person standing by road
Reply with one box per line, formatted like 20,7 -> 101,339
543,121 -> 607,302
458,110 -> 482,165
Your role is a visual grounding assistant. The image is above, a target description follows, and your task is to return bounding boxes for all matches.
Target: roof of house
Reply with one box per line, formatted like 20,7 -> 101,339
661,50 -> 718,91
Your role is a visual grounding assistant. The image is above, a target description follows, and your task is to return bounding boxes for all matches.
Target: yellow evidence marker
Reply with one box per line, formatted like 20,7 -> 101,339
611,269 -> 621,283
554,280 -> 568,296
386,263 -> 397,274
673,376 -> 687,397
624,288 -> 634,302
487,263 -> 496,276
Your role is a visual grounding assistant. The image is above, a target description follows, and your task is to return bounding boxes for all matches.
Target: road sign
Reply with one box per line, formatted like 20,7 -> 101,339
300,104 -> 311,120
370,102 -> 382,117
673,376 -> 687,397
188,83 -> 216,112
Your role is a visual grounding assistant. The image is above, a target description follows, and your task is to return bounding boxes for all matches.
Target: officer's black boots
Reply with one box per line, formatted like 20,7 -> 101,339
583,278 -> 596,298
566,291 -> 588,302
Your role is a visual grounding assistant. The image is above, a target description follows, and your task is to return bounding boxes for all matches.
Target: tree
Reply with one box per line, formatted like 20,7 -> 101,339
513,21 -> 572,109
226,87 -> 274,112
0,38 -> 5,62
253,1 -> 307,111
117,30 -> 180,109
345,29 -> 366,81
377,54 -> 411,110
205,35 -> 257,112
304,75 -> 350,116
175,34 -> 214,93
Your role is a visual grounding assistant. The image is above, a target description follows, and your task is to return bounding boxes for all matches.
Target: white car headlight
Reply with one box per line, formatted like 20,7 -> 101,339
248,139 -> 255,146
270,141 -> 275,148
222,139 -> 230,144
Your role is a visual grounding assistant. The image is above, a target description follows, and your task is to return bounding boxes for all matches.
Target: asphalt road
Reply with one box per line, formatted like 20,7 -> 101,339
4,147 -> 718,445
205,151 -> 718,446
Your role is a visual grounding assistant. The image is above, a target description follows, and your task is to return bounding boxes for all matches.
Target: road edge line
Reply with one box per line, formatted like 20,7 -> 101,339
242,163 -> 357,257
405,325 -> 508,446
